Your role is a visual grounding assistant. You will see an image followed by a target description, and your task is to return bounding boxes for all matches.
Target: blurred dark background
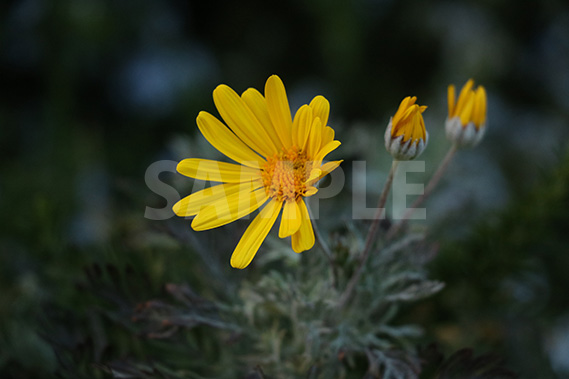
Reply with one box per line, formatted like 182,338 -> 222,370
1,0 -> 569,377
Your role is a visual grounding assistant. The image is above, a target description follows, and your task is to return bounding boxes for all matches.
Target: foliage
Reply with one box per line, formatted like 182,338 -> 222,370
33,221 -> 517,377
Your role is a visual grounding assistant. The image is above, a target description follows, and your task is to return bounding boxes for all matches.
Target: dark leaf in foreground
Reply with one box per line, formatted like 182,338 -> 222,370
418,344 -> 518,379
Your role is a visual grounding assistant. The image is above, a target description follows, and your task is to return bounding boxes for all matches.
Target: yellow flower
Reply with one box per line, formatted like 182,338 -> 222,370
173,75 -> 342,269
384,96 -> 428,160
446,79 -> 487,147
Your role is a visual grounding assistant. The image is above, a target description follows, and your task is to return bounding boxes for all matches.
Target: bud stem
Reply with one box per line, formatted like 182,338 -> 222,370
338,160 -> 399,308
307,203 -> 337,287
386,144 -> 458,240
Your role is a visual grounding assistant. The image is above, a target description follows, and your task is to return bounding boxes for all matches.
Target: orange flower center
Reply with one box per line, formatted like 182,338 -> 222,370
262,146 -> 313,202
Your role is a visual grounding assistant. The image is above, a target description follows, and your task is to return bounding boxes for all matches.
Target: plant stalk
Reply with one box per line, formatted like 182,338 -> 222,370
338,160 -> 399,308
386,144 -> 458,240
307,203 -> 337,287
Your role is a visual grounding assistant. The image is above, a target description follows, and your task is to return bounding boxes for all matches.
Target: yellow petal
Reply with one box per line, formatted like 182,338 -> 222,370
307,117 -> 322,158
307,160 -> 342,186
472,86 -> 487,127
411,110 -> 425,142
177,159 -> 261,183
304,186 -> 318,197
196,111 -> 265,168
213,85 -> 278,157
314,140 -> 341,164
309,95 -> 330,129
230,199 -> 282,269
454,79 -> 474,117
318,160 -> 342,179
420,113 -> 427,140
291,200 -> 315,253
293,105 -> 313,150
458,92 -> 475,126
241,88 -> 283,149
392,96 -> 415,127
447,84 -> 456,117
320,126 -> 335,151
191,187 -> 268,231
278,200 -> 301,238
320,160 -> 342,174
173,180 -> 263,217
306,168 -> 321,183
265,75 -> 293,147
480,86 -> 487,126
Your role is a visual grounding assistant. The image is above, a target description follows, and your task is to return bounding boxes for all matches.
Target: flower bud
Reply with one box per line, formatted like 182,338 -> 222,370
384,96 -> 428,160
446,79 -> 487,147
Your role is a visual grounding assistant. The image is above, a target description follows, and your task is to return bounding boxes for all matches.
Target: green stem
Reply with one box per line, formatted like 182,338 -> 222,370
386,144 -> 458,240
337,160 -> 399,308
307,203 -> 337,287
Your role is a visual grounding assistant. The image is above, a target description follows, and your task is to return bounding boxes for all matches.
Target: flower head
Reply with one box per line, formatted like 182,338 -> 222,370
173,75 -> 341,269
446,79 -> 487,147
384,96 -> 428,160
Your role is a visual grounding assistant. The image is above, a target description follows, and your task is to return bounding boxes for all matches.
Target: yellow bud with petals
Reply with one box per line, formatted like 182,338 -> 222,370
384,96 -> 428,160
446,79 -> 487,147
